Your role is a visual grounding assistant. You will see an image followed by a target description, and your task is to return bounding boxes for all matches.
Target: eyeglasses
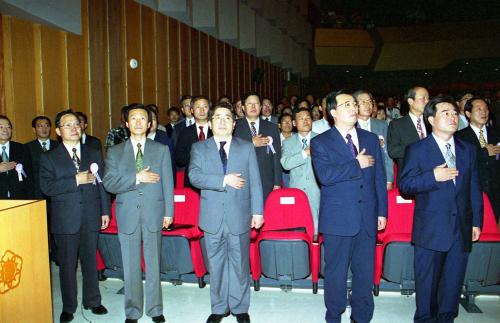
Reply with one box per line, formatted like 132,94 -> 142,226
357,100 -> 372,106
60,122 -> 81,129
337,101 -> 358,109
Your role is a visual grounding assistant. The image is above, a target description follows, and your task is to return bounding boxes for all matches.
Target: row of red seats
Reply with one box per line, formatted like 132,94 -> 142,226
97,170 -> 500,295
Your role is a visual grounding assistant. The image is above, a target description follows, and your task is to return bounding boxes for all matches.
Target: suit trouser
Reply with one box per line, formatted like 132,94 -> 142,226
204,222 -> 251,315
119,224 -> 162,320
54,230 -> 101,313
323,229 -> 375,323
414,237 -> 469,323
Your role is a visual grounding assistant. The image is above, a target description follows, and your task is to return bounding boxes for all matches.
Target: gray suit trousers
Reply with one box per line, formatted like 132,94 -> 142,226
204,222 -> 251,315
118,220 -> 163,320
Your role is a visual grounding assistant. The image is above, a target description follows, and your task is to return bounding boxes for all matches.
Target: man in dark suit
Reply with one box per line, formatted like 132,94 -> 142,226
233,91 -> 281,200
165,106 -> 182,140
189,103 -> 263,323
399,95 -> 483,323
173,95 -> 195,143
0,115 -> 33,199
174,96 -> 212,187
103,104 -> 174,323
457,97 -> 500,221
147,106 -> 176,183
388,86 -> 429,181
25,115 -> 58,199
40,110 -> 110,323
76,112 -> 103,153
311,90 -> 387,323
261,98 -> 278,124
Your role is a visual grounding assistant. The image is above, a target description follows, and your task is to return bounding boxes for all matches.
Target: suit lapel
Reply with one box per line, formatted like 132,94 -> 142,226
124,140 -> 136,172
56,144 -> 77,173
403,115 -> 420,141
454,139 -> 466,190
328,127 -> 354,159
142,139 -> 155,168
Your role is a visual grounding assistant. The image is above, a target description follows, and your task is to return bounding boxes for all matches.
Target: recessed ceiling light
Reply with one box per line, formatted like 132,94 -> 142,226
458,70 -> 463,73
465,62 -> 469,65
359,76 -> 363,79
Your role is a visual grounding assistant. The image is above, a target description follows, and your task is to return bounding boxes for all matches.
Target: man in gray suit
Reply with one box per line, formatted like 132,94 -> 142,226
354,90 -> 395,190
281,108 -> 320,235
189,102 -> 263,323
103,103 -> 174,323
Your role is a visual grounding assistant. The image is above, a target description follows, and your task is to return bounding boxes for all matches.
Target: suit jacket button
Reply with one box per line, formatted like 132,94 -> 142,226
137,205 -> 141,209
358,200 -> 362,203
139,191 -> 143,196
360,185 -> 363,189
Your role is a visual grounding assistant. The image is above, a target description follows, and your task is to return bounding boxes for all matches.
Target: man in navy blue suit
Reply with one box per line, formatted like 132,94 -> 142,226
399,95 -> 483,323
311,90 -> 387,323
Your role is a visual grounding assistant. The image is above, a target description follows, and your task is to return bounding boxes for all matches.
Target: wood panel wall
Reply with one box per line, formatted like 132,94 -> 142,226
0,0 -> 285,143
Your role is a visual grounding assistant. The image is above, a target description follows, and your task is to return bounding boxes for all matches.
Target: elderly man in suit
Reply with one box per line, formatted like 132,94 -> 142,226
354,90 -> 395,190
311,90 -> 387,323
281,108 -> 320,235
40,110 -> 110,323
26,115 -> 59,199
189,102 -> 263,323
0,115 -> 33,199
388,86 -> 429,181
233,91 -> 281,200
103,103 -> 174,323
457,97 -> 500,221
399,95 -> 483,322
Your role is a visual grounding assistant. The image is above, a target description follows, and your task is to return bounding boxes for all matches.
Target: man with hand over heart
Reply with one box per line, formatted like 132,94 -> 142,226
40,109 -> 110,323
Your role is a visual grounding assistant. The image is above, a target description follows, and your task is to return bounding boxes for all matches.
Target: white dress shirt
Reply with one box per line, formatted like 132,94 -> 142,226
38,139 -> 51,151
432,133 -> 455,162
409,112 -> 427,138
358,118 -> 371,132
1,141 -> 10,160
185,117 -> 195,127
195,123 -> 209,138
298,132 -> 312,159
246,118 -> 260,135
335,126 -> 359,153
130,137 -> 147,159
312,118 -> 330,134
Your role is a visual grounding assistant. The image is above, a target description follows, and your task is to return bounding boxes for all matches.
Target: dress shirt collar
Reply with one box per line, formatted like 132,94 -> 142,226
214,136 -> 232,155
63,141 -> 81,158
432,133 -> 455,157
147,131 -> 157,140
195,123 -> 209,137
335,126 -> 359,149
246,118 -> 260,134
81,133 -> 87,144
38,139 -> 50,150
130,137 -> 147,158
470,124 -> 488,142
298,132 -> 312,143
185,117 -> 195,127
358,118 -> 371,131
409,112 -> 427,136
261,115 -> 272,122
1,141 -> 10,157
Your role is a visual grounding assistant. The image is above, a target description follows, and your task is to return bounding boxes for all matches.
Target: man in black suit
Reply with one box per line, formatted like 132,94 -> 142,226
76,112 -> 103,153
173,95 -> 195,144
388,86 -> 429,181
233,91 -> 281,199
174,96 -> 212,188
147,106 -> 176,181
25,116 -> 59,199
0,115 -> 33,199
40,110 -> 110,323
165,106 -> 182,140
457,97 -> 500,221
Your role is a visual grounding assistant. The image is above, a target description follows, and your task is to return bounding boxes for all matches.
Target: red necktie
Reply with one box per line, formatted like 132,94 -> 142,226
198,126 -> 205,141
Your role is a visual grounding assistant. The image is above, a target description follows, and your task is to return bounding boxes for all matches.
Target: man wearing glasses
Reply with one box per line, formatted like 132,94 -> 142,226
388,86 -> 430,182
40,110 -> 110,322
311,90 -> 387,323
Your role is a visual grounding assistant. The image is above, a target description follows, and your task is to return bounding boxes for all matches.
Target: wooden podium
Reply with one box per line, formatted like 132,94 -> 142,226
0,200 -> 53,323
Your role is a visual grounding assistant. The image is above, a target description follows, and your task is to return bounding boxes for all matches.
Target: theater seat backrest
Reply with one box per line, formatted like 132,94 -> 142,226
173,187 -> 200,226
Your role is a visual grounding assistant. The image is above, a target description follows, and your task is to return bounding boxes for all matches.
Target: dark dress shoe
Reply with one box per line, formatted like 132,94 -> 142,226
59,311 -> 74,323
125,319 -> 138,323
235,313 -> 250,323
152,314 -> 166,322
84,304 -> 108,315
206,312 -> 230,323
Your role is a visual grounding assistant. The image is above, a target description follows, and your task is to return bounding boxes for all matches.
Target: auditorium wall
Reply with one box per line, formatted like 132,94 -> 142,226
0,0 -> 286,143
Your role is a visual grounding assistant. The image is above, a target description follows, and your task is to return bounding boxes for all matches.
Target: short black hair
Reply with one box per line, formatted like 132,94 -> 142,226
464,97 -> 489,115
124,103 -> 152,123
32,116 -> 52,128
423,95 -> 458,129
180,95 -> 193,103
74,112 -> 87,124
190,95 -> 210,109
278,113 -> 292,124
353,90 -> 373,101
325,90 -> 352,124
0,115 -> 12,128
293,107 -> 312,120
168,106 -> 180,115
211,102 -> 234,121
146,104 -> 159,117
55,109 -> 79,128
241,91 -> 261,105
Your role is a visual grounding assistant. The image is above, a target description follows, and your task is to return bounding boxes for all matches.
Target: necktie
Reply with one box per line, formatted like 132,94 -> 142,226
250,122 -> 257,137
1,146 -> 8,162
416,118 -> 425,139
198,126 -> 206,141
42,142 -> 47,152
302,138 -> 308,149
189,119 -> 192,126
136,143 -> 144,172
219,141 -> 227,174
72,148 -> 80,171
479,129 -> 487,148
445,143 -> 456,184
346,133 -> 358,157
